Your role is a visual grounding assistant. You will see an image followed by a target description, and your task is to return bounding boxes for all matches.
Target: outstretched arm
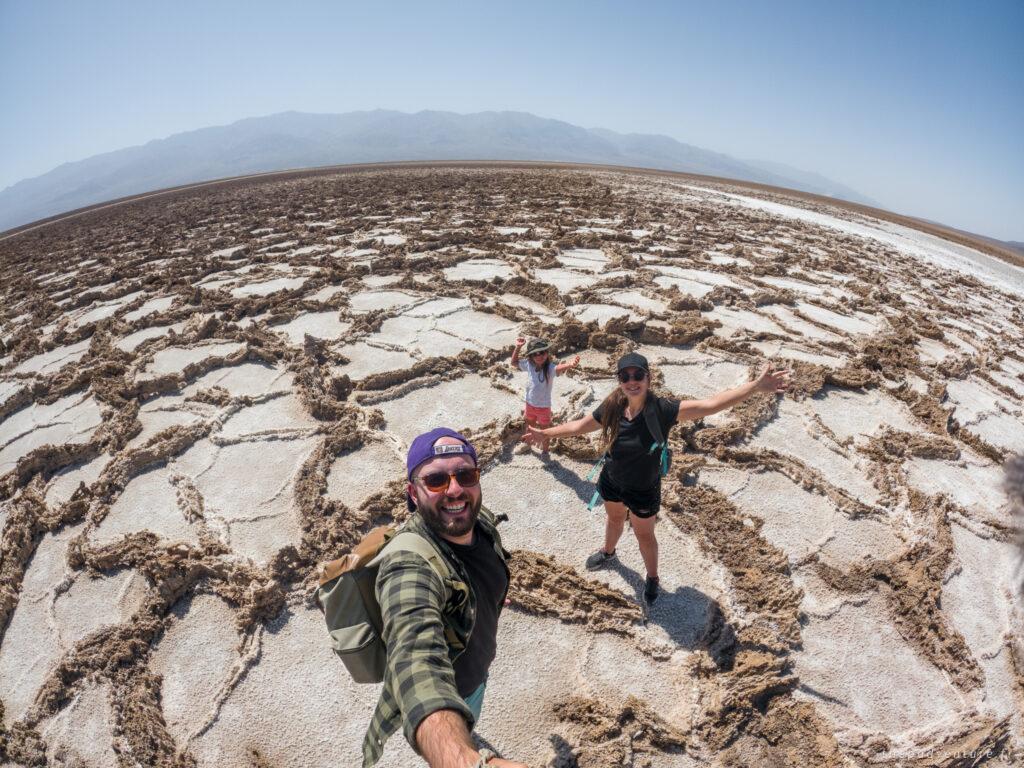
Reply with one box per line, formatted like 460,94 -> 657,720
510,337 -> 525,368
677,364 -> 791,422
376,556 -> 473,758
523,413 -> 600,444
554,354 -> 581,375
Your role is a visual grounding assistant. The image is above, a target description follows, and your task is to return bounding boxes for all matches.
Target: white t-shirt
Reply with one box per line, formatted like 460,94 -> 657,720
518,358 -> 557,408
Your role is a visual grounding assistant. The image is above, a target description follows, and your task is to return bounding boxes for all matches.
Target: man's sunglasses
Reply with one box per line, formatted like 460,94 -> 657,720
618,369 -> 648,383
417,467 -> 481,493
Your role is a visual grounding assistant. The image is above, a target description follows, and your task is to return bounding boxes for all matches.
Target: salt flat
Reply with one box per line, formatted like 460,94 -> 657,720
0,166 -> 1021,767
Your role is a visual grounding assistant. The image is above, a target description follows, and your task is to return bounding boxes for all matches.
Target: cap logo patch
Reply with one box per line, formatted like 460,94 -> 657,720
433,444 -> 466,455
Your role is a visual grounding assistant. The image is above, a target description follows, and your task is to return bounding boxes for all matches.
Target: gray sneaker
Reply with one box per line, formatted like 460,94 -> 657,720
585,548 -> 617,570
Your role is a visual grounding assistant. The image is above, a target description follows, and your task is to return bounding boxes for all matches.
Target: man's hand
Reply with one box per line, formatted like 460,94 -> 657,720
754,363 -> 791,394
570,354 -> 580,367
515,337 -> 526,348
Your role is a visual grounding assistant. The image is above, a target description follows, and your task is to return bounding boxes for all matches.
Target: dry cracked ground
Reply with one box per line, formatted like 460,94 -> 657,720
0,166 -> 1022,767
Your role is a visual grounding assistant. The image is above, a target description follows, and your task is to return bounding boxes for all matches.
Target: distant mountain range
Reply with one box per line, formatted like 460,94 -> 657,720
1,109 -> 883,232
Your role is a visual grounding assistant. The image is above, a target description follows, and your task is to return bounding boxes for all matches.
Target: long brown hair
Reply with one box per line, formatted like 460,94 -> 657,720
598,387 -> 629,452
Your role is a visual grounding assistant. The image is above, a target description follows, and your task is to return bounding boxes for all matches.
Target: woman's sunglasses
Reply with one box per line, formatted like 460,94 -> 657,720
417,467 -> 481,493
617,369 -> 648,383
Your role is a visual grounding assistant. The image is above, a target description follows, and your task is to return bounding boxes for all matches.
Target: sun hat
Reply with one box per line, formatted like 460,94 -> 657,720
524,338 -> 550,355
406,428 -> 478,511
616,352 -> 649,373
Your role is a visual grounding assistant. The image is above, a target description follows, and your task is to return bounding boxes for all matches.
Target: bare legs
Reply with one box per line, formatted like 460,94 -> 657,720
603,500 -> 628,555
601,501 -> 659,579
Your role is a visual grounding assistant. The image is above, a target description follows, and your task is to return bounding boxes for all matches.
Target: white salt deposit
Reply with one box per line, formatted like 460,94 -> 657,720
271,311 -> 351,345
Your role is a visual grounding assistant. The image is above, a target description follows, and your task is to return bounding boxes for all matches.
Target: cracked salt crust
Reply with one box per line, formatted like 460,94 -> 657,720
12,338 -> 92,375
150,593 -> 241,746
793,593 -> 963,733
441,259 -> 515,282
38,683 -> 119,767
173,436 -> 317,564
139,341 -> 244,379
494,293 -> 562,323
709,305 -> 788,337
191,606 -> 387,766
607,289 -> 669,314
0,392 -> 103,475
557,248 -> 608,272
748,340 -> 845,367
116,324 -> 177,353
45,452 -> 111,507
796,301 -> 881,336
332,342 -> 418,380
219,394 -> 316,440
745,399 -> 882,506
270,311 -> 351,345
701,465 -> 899,565
92,465 -> 200,546
534,267 -> 627,293
183,362 -> 294,398
348,289 -> 421,314
567,303 -> 642,326
230,276 -> 307,298
326,440 -> 407,510
123,295 -> 175,323
374,374 -> 522,446
942,527 -> 1023,725
906,452 -> 1012,521
0,526 -> 144,724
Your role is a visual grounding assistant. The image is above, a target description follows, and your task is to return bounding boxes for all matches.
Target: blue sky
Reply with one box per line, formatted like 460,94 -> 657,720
1,0 -> 1021,239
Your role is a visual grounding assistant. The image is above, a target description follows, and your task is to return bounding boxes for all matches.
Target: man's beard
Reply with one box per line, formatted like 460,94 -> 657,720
416,491 -> 482,538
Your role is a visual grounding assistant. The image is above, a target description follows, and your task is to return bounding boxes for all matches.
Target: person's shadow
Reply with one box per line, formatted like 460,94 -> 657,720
537,451 -> 596,507
605,557 -> 737,671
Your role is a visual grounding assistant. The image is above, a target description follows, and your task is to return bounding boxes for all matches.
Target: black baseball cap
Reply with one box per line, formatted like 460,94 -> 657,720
616,352 -> 649,372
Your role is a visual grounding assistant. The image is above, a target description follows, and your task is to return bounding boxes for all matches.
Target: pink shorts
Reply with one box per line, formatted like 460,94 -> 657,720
524,403 -> 552,425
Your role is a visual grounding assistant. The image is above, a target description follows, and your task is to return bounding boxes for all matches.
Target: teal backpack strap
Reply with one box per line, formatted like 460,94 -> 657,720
643,397 -> 671,477
585,453 -> 607,511
586,454 -> 607,482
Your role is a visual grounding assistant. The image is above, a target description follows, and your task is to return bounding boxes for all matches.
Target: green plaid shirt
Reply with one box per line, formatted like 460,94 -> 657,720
362,507 -> 509,766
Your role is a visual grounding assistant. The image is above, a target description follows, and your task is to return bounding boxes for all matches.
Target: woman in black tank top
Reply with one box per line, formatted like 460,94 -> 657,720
526,352 -> 790,604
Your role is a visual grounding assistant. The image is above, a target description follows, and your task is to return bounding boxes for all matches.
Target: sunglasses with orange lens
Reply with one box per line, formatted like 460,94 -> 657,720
417,467 -> 481,493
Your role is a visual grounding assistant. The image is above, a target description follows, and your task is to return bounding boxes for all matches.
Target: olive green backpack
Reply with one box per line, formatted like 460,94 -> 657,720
315,525 -> 453,684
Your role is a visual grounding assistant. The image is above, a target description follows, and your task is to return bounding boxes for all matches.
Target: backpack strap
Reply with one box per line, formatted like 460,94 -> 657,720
643,397 -> 671,477
372,530 -> 454,586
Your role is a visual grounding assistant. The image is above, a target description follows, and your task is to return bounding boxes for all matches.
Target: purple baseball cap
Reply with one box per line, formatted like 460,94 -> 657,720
406,427 -> 478,511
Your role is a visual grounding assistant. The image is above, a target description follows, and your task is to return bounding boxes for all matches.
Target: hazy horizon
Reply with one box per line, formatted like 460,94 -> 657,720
1,1 -> 1021,240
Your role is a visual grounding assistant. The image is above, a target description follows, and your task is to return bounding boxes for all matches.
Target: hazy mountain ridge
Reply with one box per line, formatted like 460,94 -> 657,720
1,109 -> 876,232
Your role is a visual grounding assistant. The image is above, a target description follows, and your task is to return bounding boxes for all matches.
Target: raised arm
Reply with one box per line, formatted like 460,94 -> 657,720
677,364 -> 791,422
510,337 -> 526,368
554,355 -> 581,375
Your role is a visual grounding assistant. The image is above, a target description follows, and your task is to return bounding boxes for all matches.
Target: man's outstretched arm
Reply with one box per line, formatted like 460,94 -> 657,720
417,709 -> 528,767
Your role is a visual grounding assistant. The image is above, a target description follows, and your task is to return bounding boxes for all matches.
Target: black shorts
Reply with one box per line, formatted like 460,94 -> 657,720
597,469 -> 660,519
